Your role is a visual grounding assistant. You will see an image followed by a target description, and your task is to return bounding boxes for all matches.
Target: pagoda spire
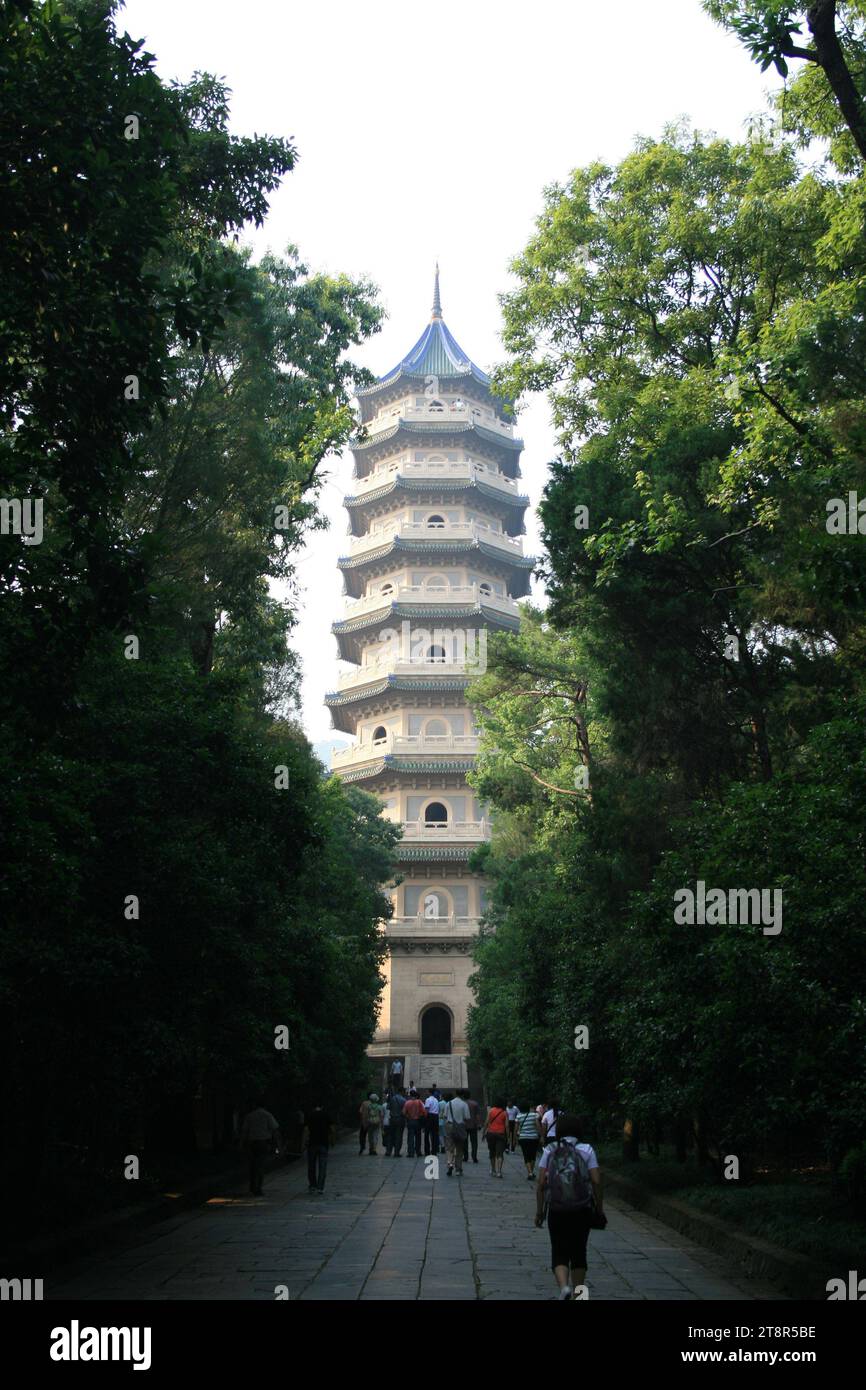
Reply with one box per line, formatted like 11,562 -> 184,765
431,262 -> 441,320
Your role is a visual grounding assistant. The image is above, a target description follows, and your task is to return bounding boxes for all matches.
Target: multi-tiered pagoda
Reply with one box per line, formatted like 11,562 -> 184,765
326,271 -> 532,1092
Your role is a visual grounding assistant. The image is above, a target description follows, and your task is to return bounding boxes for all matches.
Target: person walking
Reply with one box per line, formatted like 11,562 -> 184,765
534,1113 -> 605,1300
382,1087 -> 393,1156
388,1087 -> 407,1156
516,1100 -> 541,1180
438,1094 -> 448,1155
462,1091 -> 480,1164
506,1101 -> 520,1152
403,1089 -> 426,1157
481,1098 -> 508,1178
541,1099 -> 561,1145
239,1100 -> 280,1197
423,1087 -> 440,1155
302,1102 -> 336,1195
359,1092 -> 382,1155
444,1090 -> 471,1176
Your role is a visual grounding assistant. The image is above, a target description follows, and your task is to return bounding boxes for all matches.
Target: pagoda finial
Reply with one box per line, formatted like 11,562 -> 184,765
431,262 -> 441,320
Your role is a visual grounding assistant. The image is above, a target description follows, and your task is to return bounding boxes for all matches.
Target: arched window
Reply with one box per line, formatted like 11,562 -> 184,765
424,801 -> 448,826
479,581 -> 492,597
424,718 -> 448,737
372,725 -> 387,745
379,582 -> 394,597
426,514 -> 446,529
428,399 -> 444,413
423,573 -> 449,591
421,1006 -> 452,1055
426,644 -> 447,663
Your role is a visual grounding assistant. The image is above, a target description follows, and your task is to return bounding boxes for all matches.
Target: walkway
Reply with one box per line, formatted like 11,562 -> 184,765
48,1139 -> 784,1301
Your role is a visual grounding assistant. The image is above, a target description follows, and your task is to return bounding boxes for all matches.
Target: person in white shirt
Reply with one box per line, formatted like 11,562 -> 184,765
423,1088 -> 441,1156
541,1100 -> 561,1144
444,1091 -> 471,1176
534,1113 -> 605,1301
239,1102 -> 280,1197
506,1102 -> 520,1152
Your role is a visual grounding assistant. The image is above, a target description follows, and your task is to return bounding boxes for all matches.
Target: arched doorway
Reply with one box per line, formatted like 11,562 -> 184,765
421,1006 -> 452,1054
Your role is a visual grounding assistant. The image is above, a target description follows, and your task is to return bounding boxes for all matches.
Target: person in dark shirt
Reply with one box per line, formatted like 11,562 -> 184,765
302,1104 -> 336,1194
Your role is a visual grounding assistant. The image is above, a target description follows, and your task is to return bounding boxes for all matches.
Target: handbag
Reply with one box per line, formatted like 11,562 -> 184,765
446,1102 -> 467,1141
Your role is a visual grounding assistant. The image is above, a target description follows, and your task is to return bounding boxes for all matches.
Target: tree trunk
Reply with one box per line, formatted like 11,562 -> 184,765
808,1 -> 866,162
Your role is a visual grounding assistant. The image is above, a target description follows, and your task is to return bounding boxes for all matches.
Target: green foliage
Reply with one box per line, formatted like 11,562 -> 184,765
468,110 -> 866,1195
0,0 -> 390,1220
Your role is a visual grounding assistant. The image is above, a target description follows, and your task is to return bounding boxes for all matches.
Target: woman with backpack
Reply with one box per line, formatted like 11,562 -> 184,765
481,1098 -> 509,1178
515,1100 -> 541,1180
534,1113 -> 605,1301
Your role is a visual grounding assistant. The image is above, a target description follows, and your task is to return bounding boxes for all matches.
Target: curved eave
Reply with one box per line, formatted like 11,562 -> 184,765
334,757 -> 476,784
333,603 -> 522,636
395,844 -> 476,862
326,676 -> 470,705
358,362 -> 491,399
351,419 -> 523,457
337,538 -> 535,598
326,675 -> 472,733
344,476 -> 530,535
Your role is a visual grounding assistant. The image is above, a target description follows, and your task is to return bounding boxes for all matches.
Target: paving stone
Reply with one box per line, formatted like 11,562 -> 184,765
45,1135 -> 785,1302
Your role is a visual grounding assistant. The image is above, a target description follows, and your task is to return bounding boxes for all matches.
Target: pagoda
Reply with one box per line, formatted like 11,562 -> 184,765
326,270 -> 532,1091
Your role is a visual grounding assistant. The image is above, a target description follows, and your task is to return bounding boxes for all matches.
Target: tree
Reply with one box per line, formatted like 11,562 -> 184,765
704,2 -> 866,161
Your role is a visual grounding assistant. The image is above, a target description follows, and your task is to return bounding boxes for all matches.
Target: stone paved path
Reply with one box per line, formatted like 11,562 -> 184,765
48,1140 -> 785,1301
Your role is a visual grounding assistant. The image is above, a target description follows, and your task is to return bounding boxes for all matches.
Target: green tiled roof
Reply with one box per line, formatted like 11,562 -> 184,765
344,475 -> 529,519
333,757 -> 476,784
395,844 -> 476,861
324,676 -> 471,707
332,604 -> 521,636
351,419 -> 523,455
338,537 -> 535,571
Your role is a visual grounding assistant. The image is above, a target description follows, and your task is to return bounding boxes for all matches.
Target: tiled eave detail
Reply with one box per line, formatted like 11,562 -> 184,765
395,844 -> 476,862
333,603 -> 522,636
351,419 -> 523,458
325,676 -> 471,707
344,476 -> 529,535
335,757 -> 477,784
337,539 -> 535,598
325,677 -> 472,733
357,363 -> 490,399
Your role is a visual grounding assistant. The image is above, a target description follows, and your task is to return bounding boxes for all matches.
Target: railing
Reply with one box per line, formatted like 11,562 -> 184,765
365,405 -> 513,437
348,521 -> 523,555
352,460 -> 519,495
336,658 -> 476,689
385,916 -> 483,936
341,584 -> 518,620
399,820 -> 490,841
331,733 -> 480,767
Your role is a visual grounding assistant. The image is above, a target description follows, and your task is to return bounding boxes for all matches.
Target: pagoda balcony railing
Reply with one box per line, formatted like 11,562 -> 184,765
352,460 -> 519,495
367,404 -> 514,437
342,584 -> 518,620
349,520 -> 523,556
399,819 -> 491,842
384,916 -> 483,936
336,657 -> 480,690
332,733 -> 481,768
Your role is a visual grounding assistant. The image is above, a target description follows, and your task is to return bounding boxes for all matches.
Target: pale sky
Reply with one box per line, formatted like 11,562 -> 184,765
121,0 -> 781,744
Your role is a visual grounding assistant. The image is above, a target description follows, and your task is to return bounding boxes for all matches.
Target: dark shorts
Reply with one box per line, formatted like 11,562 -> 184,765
519,1138 -> 539,1162
547,1208 -> 592,1270
486,1132 -> 507,1157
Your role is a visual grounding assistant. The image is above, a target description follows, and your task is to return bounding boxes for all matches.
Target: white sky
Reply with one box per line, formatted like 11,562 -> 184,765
121,0 -> 781,744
